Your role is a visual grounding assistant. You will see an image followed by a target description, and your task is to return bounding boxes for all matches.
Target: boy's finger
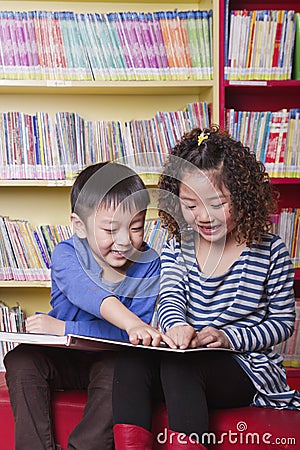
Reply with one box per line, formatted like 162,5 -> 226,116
161,334 -> 177,349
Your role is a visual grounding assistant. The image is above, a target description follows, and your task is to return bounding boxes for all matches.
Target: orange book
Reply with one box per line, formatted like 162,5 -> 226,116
159,12 -> 177,79
246,10 -> 256,79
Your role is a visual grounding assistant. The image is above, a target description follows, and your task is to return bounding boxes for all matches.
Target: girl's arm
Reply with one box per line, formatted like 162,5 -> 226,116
222,238 -> 295,352
158,240 -> 190,331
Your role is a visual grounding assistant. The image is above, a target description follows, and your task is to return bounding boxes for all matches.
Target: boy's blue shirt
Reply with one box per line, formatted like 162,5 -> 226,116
48,235 -> 160,342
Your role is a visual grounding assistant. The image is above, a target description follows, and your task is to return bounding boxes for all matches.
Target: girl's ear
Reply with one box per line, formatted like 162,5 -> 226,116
71,213 -> 87,238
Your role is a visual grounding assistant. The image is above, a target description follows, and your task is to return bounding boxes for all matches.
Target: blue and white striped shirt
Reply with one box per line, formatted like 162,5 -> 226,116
158,232 -> 300,409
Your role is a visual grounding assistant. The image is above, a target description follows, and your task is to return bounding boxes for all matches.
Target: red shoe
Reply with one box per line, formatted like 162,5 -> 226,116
166,429 -> 207,449
114,424 -> 153,450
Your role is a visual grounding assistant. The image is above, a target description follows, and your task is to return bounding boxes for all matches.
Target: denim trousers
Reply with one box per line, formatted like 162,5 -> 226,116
4,344 -> 117,450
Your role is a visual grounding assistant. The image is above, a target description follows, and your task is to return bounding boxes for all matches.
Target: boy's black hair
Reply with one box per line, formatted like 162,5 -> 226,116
71,162 -> 150,220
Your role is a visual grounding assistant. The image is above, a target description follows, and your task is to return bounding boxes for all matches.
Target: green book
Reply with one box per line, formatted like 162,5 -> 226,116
293,12 -> 300,80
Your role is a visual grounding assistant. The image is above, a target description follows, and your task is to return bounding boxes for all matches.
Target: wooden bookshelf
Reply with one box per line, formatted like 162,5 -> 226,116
219,0 -> 300,298
0,0 -> 219,315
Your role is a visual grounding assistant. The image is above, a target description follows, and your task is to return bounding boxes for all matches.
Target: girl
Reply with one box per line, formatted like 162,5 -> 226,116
113,126 -> 300,449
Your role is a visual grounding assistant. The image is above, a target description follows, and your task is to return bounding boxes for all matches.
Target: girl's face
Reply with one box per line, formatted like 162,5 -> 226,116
179,170 -> 236,244
75,204 -> 146,275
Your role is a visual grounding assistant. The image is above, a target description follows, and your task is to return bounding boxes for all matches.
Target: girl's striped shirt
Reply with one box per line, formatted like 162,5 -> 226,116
158,232 -> 300,409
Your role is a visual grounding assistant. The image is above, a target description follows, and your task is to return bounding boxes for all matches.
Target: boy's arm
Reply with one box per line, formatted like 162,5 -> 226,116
100,296 -> 176,347
26,313 -> 130,340
51,240 -> 121,318
26,314 -> 65,335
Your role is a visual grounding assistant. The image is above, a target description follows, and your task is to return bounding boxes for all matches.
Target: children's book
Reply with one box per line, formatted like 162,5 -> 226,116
0,331 -> 237,354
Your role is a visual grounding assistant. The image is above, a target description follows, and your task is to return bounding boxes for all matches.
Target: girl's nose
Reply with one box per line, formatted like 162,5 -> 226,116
195,206 -> 210,222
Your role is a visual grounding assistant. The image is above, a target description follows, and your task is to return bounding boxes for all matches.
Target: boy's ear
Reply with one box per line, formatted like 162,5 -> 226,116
71,213 -> 87,238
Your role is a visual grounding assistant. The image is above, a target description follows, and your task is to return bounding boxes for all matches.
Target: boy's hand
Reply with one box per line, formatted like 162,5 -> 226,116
26,314 -> 66,336
189,326 -> 231,349
166,324 -> 196,349
128,324 -> 176,348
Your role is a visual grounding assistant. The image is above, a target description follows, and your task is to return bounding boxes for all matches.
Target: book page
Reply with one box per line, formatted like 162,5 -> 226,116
0,331 -> 237,353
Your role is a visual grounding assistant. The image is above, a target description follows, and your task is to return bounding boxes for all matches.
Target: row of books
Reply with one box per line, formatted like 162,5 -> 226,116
0,9 -> 213,81
0,217 -> 169,282
270,209 -> 300,269
0,102 -> 211,180
225,108 -> 300,178
0,301 -> 25,370
274,303 -> 300,368
0,216 -> 72,281
225,8 -> 297,80
144,219 -> 170,255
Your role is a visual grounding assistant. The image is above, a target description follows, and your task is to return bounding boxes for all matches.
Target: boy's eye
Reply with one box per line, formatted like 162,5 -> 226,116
180,201 -> 195,210
131,226 -> 144,232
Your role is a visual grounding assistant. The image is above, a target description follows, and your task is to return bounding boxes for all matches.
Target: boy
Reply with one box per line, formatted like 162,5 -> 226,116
4,162 -> 170,450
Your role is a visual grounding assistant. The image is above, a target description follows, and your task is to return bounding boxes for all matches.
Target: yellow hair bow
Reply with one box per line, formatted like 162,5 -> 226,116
198,133 -> 209,146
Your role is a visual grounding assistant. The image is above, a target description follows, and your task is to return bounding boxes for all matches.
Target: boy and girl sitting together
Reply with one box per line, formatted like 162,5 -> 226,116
4,126 -> 300,450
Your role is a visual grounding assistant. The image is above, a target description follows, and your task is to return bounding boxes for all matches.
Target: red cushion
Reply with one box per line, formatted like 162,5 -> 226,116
1,371 -> 299,450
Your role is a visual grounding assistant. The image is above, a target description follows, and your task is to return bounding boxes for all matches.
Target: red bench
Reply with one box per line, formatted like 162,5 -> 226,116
0,370 -> 299,449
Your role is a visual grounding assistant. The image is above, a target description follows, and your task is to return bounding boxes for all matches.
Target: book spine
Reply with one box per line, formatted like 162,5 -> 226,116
152,12 -> 169,79
293,12 -> 300,80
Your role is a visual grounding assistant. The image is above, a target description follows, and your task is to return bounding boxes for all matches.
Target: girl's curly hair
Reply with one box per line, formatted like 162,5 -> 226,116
158,125 -> 278,246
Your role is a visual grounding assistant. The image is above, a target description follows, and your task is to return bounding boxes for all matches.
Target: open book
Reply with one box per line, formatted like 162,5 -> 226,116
0,331 -> 236,353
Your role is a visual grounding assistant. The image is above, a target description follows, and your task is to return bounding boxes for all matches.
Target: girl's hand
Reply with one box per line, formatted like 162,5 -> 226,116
189,326 -> 231,349
128,324 -> 177,348
166,324 -> 197,349
26,314 -> 66,336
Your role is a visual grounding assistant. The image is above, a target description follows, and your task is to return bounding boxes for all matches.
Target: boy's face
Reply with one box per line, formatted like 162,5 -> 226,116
74,204 -> 146,275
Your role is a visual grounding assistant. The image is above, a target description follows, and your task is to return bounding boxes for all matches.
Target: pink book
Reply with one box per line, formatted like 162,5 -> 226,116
26,11 -> 41,79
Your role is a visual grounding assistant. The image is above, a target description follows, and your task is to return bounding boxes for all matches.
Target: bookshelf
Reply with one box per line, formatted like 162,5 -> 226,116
0,0 -> 219,315
219,0 -> 300,298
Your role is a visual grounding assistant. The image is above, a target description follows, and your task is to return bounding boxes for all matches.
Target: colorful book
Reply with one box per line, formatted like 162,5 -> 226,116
293,12 -> 300,79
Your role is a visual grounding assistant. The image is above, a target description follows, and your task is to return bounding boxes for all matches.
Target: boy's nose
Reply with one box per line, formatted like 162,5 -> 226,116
114,230 -> 131,246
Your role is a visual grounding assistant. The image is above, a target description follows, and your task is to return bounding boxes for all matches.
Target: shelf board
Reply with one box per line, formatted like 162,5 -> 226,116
0,180 -> 74,187
0,80 -> 214,95
225,80 -> 300,88
0,173 -> 159,187
271,178 -> 300,185
0,281 -> 51,288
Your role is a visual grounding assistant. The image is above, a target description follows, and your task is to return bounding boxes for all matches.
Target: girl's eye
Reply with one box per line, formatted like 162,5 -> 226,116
212,202 -> 226,209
